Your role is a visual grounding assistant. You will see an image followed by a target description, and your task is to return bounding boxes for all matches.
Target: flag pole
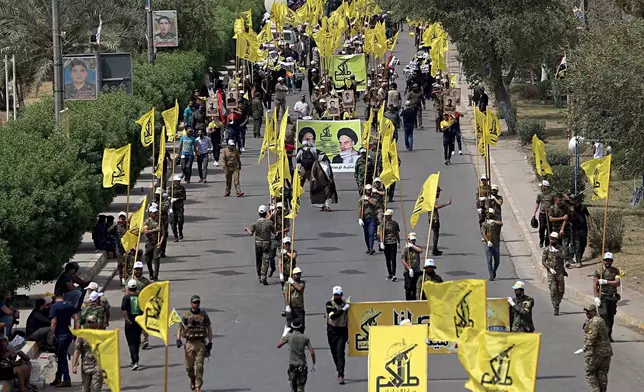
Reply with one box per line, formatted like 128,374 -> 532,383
600,158 -> 612,281
360,109 -> 373,214
164,282 -> 170,392
421,208 -> 436,296
152,116 -> 156,194
398,172 -> 409,242
125,183 -> 130,285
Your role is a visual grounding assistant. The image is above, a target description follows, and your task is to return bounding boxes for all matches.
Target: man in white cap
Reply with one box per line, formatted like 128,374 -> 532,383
115,211 -> 128,268
481,207 -> 503,281
131,260 -> 151,348
170,174 -> 187,241
143,205 -> 163,281
154,187 -> 171,257
275,77 -> 289,117
354,147 -> 368,194
402,232 -> 423,300
80,290 -> 108,329
490,184 -> 504,218
358,184 -> 379,255
270,202 -> 291,278
508,280 -> 535,332
121,279 -> 143,370
284,267 -> 306,331
417,259 -> 443,300
279,237 -> 297,289
81,282 -> 110,329
380,208 -> 400,281
593,252 -> 621,341
372,178 -> 386,247
245,205 -> 276,285
325,286 -> 350,385
541,231 -> 567,315
221,139 -> 244,197
532,180 -> 554,248
476,175 -> 490,225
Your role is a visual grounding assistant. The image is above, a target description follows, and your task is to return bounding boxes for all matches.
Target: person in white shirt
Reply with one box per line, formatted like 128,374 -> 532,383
196,130 -> 213,183
593,141 -> 604,159
293,94 -> 310,118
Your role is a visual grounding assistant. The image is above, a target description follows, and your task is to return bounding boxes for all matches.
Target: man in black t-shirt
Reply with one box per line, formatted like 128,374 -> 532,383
568,194 -> 595,267
49,290 -> 79,387
54,262 -> 90,309
121,279 -> 143,370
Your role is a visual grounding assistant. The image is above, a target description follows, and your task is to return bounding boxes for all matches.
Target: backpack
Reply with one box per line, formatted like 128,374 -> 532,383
301,149 -> 315,170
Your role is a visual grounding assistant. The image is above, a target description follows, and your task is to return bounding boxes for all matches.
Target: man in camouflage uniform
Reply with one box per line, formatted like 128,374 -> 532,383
380,209 -> 400,281
245,205 -> 276,285
593,252 -> 621,341
221,139 -> 244,197
429,186 -> 451,256
131,261 -> 152,349
541,232 -> 568,315
417,259 -> 443,300
358,184 -> 379,255
82,282 -> 110,329
402,232 -> 423,300
481,208 -> 503,281
170,174 -> 187,241
269,202 -> 291,278
532,180 -> 555,248
80,291 -> 107,329
489,184 -> 504,218
582,303 -> 613,392
154,187 -> 171,257
354,147 -> 367,194
475,175 -> 490,224
371,178 -> 386,247
71,315 -> 103,392
251,91 -> 264,138
284,267 -> 306,331
143,205 -> 163,281
548,194 -> 571,265
279,237 -> 297,288
508,280 -> 535,332
177,295 -> 212,392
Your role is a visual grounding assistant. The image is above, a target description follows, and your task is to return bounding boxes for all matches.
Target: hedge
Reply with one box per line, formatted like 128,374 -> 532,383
0,50 -> 206,290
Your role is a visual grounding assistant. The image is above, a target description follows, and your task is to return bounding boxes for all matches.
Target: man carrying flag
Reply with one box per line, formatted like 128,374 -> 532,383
72,315 -> 104,391
176,295 -> 212,392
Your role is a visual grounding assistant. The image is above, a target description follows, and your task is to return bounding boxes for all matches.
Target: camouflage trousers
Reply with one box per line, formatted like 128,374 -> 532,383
170,208 -> 185,239
548,274 -> 565,309
585,355 -> 611,392
185,339 -> 206,388
255,241 -> 271,280
81,366 -> 103,392
141,331 -> 149,348
287,364 -> 308,392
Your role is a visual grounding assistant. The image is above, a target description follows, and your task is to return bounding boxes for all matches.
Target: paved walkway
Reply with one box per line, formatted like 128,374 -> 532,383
36,26 -> 644,392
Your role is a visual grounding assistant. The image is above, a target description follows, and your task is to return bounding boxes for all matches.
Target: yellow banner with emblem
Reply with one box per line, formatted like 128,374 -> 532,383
458,329 -> 541,392
348,299 -> 509,357
71,329 -> 121,392
296,119 -> 363,172
368,325 -> 427,392
581,155 -> 611,200
329,54 -> 367,92
425,279 -> 487,342
161,100 -> 179,142
237,32 -> 261,62
531,134 -> 553,177
410,172 -> 440,228
120,196 -> 147,252
135,281 -> 170,345
136,108 -> 154,147
102,144 -> 131,188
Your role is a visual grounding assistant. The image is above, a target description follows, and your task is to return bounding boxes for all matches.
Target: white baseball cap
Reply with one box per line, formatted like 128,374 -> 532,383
491,184 -> 499,190
332,286 -> 342,295
127,279 -> 138,289
549,232 -> 559,238
384,209 -> 393,216
88,291 -> 103,301
424,259 -> 436,268
603,252 -> 614,260
173,174 -> 182,181
258,205 -> 267,213
512,280 -> 526,290
480,175 -> 488,180
134,261 -> 144,269
148,205 -> 159,213
228,139 -> 236,146
87,282 -> 99,290
282,236 -> 291,244
292,267 -> 302,274
364,184 -> 372,190
276,202 -> 283,208
488,208 -> 495,214
118,211 -> 127,217
373,177 -> 381,183
155,187 -> 163,195
541,180 -> 550,187
408,232 -> 417,240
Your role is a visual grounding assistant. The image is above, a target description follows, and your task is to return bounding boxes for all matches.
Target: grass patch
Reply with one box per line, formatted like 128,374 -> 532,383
516,101 -> 568,146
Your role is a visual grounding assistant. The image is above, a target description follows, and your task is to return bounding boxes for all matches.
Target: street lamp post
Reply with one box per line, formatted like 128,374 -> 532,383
52,0 -> 64,124
146,0 -> 155,64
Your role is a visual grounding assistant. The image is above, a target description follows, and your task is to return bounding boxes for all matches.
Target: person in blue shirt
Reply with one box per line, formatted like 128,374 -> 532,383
179,128 -> 197,183
49,290 -> 79,388
183,101 -> 194,128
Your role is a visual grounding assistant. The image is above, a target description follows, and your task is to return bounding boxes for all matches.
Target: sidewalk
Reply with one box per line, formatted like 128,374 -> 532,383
448,48 -> 644,332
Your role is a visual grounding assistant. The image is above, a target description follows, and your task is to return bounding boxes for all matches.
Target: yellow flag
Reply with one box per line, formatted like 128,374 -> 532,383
581,155 -> 612,200
162,100 -> 179,142
238,32 -> 261,62
72,329 -> 121,392
277,108 -> 292,188
487,109 -> 501,145
386,31 -> 399,52
474,108 -> 486,139
102,144 -> 131,188
368,325 -> 427,392
258,114 -> 273,163
136,108 -> 154,147
154,127 -> 166,179
169,308 -> 183,328
257,21 -> 273,44
240,9 -> 253,29
233,17 -> 245,39
267,162 -> 281,197
458,329 -> 541,392
362,112 -> 373,147
410,173 -> 440,228
380,140 -> 400,188
424,279 -> 487,342
120,196 -> 147,255
286,164 -> 305,219
531,135 -> 553,177
449,74 -> 457,88
135,281 -> 170,345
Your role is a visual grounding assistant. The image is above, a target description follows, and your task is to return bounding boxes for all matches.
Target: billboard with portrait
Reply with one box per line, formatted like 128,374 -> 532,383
63,56 -> 98,101
153,10 -> 178,48
296,119 -> 362,172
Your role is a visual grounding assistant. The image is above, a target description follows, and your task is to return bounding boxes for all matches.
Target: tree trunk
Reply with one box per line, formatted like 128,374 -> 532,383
489,59 -> 517,134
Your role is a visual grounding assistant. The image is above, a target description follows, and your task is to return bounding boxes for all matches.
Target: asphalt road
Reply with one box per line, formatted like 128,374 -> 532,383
53,27 -> 644,392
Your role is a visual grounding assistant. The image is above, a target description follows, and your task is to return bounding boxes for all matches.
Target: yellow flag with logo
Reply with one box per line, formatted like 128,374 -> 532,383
169,308 -> 183,328
120,196 -> 147,254
267,161 -> 281,197
474,108 -> 486,139
380,140 -> 400,188
237,32 -> 261,62
450,74 -> 457,88
258,114 -> 273,163
487,109 -> 501,145
154,127 -> 166,179
368,325 -> 427,392
424,279 -> 487,342
277,108 -> 292,188
135,281 -> 170,345
102,144 -> 131,188
257,21 -> 273,44
410,173 -> 440,228
72,329 -> 121,392
136,108 -> 154,147
233,17 -> 245,39
240,9 -> 253,29
386,31 -> 399,52
286,164 -> 305,219
162,100 -> 179,142
581,155 -> 612,200
531,134 -> 553,177
458,328 -> 541,392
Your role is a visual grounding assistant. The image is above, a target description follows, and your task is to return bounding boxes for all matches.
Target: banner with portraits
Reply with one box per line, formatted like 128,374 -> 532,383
329,54 -> 368,92
153,10 -> 179,47
63,55 -> 98,101
347,299 -> 510,357
296,119 -> 362,172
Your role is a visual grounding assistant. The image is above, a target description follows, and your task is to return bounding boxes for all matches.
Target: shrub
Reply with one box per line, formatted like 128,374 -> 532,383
545,165 -> 585,195
545,144 -> 570,166
588,209 -> 625,256
518,119 -> 546,146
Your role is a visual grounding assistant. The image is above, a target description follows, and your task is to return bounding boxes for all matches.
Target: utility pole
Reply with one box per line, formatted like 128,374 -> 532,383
52,0 -> 64,124
12,55 -> 16,120
146,0 -> 155,64
4,55 -> 8,122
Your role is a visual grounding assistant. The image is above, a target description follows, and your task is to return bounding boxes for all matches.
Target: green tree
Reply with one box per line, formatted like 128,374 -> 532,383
566,18 -> 644,176
378,0 -> 573,133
